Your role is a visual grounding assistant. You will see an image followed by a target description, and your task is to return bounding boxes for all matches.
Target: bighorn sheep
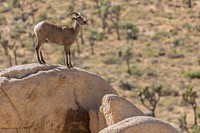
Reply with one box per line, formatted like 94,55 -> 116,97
34,11 -> 87,68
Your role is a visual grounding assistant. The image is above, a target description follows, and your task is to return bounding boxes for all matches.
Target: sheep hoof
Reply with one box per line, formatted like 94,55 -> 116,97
67,65 -> 73,69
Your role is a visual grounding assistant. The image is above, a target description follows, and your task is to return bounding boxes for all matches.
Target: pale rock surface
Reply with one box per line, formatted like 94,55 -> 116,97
0,63 -> 117,133
100,94 -> 144,126
89,94 -> 144,133
99,116 -> 179,133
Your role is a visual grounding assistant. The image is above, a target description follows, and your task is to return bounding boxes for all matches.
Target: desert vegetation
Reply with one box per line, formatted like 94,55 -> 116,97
0,0 -> 200,132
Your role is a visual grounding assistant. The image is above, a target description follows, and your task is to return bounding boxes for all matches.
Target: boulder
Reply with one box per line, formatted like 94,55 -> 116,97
100,94 -> 144,126
99,116 -> 179,133
88,94 -> 144,133
0,63 -> 117,133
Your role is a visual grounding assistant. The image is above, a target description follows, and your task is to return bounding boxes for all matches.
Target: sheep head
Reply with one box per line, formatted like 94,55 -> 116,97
66,11 -> 87,25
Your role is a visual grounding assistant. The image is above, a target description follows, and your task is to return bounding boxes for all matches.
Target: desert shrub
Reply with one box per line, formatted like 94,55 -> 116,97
183,23 -> 194,31
89,30 -> 105,41
106,77 -> 114,84
137,84 -> 163,117
124,22 -> 139,41
170,29 -> 178,36
191,125 -> 200,133
173,39 -> 181,47
102,54 -> 118,64
36,12 -> 47,22
161,88 -> 179,96
165,13 -> 174,19
172,37 -> 187,47
184,70 -> 200,79
130,66 -> 141,76
183,87 -> 198,126
144,48 -> 158,57
20,59 -> 29,64
152,31 -> 168,42
119,80 -> 135,90
25,41 -> 34,51
0,14 -> 6,24
178,113 -> 188,132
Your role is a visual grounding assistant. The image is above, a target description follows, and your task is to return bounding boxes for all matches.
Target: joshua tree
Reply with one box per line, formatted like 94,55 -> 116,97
0,35 -> 12,67
188,0 -> 192,8
12,44 -> 18,65
100,2 -> 110,33
88,31 -> 97,55
94,0 -> 101,17
80,28 -> 85,45
89,37 -> 95,55
109,5 -> 121,40
12,0 -> 26,22
126,23 -> 139,45
88,30 -> 104,55
178,113 -> 188,132
137,84 -> 163,117
75,39 -> 81,56
94,0 -> 110,32
183,87 -> 198,126
123,47 -> 132,74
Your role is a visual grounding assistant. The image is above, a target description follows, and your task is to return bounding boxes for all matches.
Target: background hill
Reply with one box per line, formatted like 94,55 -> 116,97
0,0 -> 200,132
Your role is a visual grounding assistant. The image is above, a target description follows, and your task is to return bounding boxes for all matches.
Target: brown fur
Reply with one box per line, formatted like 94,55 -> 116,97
34,12 -> 87,68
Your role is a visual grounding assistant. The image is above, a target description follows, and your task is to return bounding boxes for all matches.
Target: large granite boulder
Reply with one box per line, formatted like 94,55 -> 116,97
0,63 -> 179,133
100,94 -> 144,126
99,116 -> 179,133
89,94 -> 144,133
0,63 -> 117,133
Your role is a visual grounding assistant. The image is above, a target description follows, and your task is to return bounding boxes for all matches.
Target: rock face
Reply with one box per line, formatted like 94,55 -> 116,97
99,116 -> 179,133
0,64 -> 117,133
100,94 -> 144,126
89,94 -> 144,133
0,63 -> 179,133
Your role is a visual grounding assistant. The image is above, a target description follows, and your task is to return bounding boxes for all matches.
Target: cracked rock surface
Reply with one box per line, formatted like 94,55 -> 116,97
0,63 -> 117,133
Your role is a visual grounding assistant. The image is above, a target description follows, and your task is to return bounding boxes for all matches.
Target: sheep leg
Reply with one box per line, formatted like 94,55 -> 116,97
39,43 -> 46,64
64,45 -> 70,68
35,44 -> 42,64
40,51 -> 46,64
68,46 -> 73,68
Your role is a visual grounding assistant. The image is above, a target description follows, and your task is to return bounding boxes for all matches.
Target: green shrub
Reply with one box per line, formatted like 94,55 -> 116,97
102,54 -> 118,64
173,39 -> 181,47
119,81 -> 134,90
25,41 -> 34,51
106,77 -> 114,84
130,66 -> 141,76
58,55 -> 65,65
36,12 -> 47,22
144,48 -> 158,57
170,29 -> 178,36
184,70 -> 200,79
161,88 -> 179,96
0,14 -> 5,24
152,31 -> 168,42
89,30 -> 105,41
192,125 -> 200,133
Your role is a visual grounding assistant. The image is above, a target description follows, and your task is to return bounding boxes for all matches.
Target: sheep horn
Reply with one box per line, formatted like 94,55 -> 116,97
65,11 -> 80,18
